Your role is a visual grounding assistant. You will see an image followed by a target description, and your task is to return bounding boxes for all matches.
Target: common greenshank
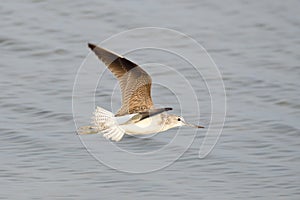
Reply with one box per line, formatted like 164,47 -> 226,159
78,43 -> 204,141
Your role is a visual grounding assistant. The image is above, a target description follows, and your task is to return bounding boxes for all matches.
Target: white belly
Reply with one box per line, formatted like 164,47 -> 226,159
119,114 -> 168,135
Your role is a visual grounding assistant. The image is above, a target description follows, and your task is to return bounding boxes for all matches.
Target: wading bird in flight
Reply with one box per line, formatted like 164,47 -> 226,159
78,43 -> 204,141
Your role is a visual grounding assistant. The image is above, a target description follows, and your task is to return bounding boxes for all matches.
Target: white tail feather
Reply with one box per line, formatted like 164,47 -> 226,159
92,106 -> 125,142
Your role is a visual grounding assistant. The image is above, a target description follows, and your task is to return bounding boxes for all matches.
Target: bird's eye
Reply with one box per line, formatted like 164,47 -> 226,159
177,118 -> 181,121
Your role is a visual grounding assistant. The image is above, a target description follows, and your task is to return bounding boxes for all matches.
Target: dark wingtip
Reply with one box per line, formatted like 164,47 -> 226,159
88,43 -> 96,50
197,125 -> 205,128
165,107 -> 173,111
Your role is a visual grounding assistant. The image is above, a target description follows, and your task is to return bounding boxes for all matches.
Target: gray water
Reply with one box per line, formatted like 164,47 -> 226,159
1,0 -> 300,199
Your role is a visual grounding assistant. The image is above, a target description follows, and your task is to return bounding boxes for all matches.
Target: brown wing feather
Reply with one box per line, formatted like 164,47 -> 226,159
88,43 -> 154,116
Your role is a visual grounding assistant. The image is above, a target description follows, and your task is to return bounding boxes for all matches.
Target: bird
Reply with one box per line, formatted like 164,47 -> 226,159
77,43 -> 204,141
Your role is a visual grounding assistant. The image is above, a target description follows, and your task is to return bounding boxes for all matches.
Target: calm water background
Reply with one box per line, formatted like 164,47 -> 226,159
1,0 -> 300,199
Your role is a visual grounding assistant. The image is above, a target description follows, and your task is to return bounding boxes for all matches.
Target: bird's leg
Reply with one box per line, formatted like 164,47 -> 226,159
77,125 -> 99,135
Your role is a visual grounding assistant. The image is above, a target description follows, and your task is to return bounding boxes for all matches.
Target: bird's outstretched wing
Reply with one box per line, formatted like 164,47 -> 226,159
88,43 -> 154,116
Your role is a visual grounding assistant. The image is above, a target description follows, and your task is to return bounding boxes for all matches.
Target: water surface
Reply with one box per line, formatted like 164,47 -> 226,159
0,0 -> 299,199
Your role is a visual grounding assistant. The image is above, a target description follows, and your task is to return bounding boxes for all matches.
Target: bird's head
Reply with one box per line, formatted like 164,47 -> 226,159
166,114 -> 204,129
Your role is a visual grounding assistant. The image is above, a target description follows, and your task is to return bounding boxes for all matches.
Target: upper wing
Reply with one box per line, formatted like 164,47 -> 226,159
88,43 -> 154,116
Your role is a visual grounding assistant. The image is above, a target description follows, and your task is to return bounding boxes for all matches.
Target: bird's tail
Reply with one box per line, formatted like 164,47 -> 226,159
77,106 -> 125,142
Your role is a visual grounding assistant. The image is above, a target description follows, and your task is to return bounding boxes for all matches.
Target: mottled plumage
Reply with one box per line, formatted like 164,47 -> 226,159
88,43 -> 153,116
78,43 -> 204,141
